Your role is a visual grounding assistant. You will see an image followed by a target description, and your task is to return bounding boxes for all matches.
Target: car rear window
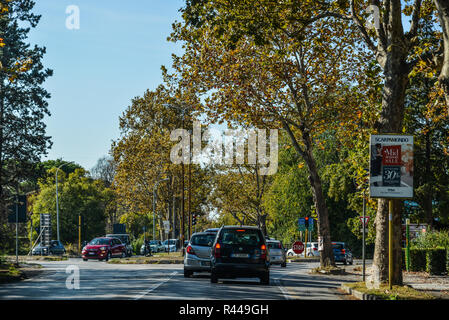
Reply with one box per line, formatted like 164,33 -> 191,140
220,229 -> 263,246
332,243 -> 344,249
190,234 -> 216,246
268,242 -> 281,249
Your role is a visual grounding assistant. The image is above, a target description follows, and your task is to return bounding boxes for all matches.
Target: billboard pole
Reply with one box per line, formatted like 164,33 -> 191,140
389,200 -> 393,290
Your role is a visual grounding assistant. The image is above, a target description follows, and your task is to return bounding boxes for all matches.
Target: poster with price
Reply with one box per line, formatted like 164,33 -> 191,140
369,134 -> 413,199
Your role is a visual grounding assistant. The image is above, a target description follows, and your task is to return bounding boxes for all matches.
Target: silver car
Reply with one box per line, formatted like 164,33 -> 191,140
267,240 -> 286,267
184,232 -> 217,277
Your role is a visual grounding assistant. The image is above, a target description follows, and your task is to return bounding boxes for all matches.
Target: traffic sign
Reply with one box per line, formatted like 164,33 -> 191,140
359,216 -> 370,227
298,218 -> 306,231
292,241 -> 304,254
308,218 -> 314,231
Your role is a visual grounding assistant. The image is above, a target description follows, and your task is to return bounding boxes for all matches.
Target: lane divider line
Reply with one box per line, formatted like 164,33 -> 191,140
133,271 -> 178,300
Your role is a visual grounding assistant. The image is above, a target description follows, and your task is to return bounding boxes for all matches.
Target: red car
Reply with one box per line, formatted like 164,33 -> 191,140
82,237 -> 127,261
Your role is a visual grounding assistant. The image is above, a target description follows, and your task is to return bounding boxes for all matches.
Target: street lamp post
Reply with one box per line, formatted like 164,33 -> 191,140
55,161 -> 73,242
153,177 -> 169,240
163,102 -> 192,245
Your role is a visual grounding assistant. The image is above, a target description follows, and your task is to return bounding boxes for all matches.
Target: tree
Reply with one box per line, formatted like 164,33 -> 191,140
210,164 -> 272,236
0,0 -> 53,197
31,168 -> 109,244
434,0 -> 449,109
91,155 -> 116,188
317,0 -> 447,287
170,0 -> 372,267
111,84 -> 212,241
0,0 -> 52,249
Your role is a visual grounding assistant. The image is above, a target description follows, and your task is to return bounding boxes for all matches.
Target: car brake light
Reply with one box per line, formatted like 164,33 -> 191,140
261,244 -> 267,260
341,249 -> 345,254
186,245 -> 195,255
236,229 -> 246,232
278,243 -> 281,249
313,247 -> 317,251
214,243 -> 221,258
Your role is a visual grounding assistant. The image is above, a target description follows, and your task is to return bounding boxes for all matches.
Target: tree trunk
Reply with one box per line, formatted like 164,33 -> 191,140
434,0 -> 449,111
303,135 -> 335,267
282,121 -> 335,268
369,34 -> 409,287
424,130 -> 433,228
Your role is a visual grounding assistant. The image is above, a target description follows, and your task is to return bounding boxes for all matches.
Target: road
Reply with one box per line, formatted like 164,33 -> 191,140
0,258 -> 354,300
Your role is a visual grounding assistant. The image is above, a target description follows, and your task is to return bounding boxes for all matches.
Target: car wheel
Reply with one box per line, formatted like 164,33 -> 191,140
105,251 -> 111,262
281,262 -> 287,268
343,259 -> 347,265
184,269 -> 192,278
121,251 -> 127,258
83,258 -> 87,262
210,272 -> 218,283
260,272 -> 270,285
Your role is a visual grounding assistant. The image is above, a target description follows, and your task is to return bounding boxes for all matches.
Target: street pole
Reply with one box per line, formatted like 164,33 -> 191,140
181,162 -> 185,248
78,215 -> 81,253
389,200 -> 393,290
55,161 -> 73,242
15,194 -> 18,265
188,158 -> 191,240
56,168 -> 60,241
406,218 -> 410,272
362,191 -> 366,282
153,178 -> 169,241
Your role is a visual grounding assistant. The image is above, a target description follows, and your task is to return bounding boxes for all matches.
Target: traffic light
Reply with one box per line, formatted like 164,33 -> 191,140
304,216 -> 309,229
192,213 -> 197,226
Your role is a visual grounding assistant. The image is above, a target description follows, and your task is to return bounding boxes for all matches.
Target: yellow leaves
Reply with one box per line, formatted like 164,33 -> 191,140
297,162 -> 304,169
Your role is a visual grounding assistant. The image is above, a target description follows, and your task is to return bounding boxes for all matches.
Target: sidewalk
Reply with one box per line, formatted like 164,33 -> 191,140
338,263 -> 449,299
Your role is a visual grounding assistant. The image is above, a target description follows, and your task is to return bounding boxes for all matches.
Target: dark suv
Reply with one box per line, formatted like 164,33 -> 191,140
210,226 -> 270,285
332,242 -> 353,265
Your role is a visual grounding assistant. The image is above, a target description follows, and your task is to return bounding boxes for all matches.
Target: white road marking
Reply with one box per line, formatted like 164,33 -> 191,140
133,271 -> 178,300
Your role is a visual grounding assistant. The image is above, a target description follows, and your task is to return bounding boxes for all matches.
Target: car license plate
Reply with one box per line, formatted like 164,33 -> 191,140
89,252 -> 95,255
231,253 -> 250,258
201,261 -> 210,266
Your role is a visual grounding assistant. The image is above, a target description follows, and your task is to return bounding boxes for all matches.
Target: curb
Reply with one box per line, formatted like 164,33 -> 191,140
340,284 -> 380,300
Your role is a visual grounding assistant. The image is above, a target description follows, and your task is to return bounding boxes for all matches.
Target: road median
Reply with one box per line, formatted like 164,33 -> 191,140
107,253 -> 184,264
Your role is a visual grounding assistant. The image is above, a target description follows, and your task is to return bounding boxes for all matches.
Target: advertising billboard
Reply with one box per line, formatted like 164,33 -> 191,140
369,134 -> 413,199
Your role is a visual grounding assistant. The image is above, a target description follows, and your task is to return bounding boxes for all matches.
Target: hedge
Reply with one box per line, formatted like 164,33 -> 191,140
426,248 -> 447,275
409,248 -> 427,272
402,247 -> 447,275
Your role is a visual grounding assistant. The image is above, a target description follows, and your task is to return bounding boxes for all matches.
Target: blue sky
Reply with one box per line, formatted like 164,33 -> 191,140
28,0 -> 185,170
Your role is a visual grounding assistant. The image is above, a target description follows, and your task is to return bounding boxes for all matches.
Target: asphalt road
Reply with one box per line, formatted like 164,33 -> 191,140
0,258 -> 354,300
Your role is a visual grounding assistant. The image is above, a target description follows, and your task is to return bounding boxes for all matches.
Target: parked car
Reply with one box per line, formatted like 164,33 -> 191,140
286,242 -> 319,257
148,240 -> 164,253
210,226 -> 270,285
49,240 -> 66,255
82,237 -> 127,261
332,242 -> 353,265
184,232 -> 217,277
162,239 -> 179,252
32,240 -> 66,256
267,239 -> 286,267
105,234 -> 133,257
32,243 -> 49,256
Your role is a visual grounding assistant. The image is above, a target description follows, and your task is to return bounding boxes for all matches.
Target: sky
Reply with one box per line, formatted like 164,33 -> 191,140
27,0 -> 185,171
